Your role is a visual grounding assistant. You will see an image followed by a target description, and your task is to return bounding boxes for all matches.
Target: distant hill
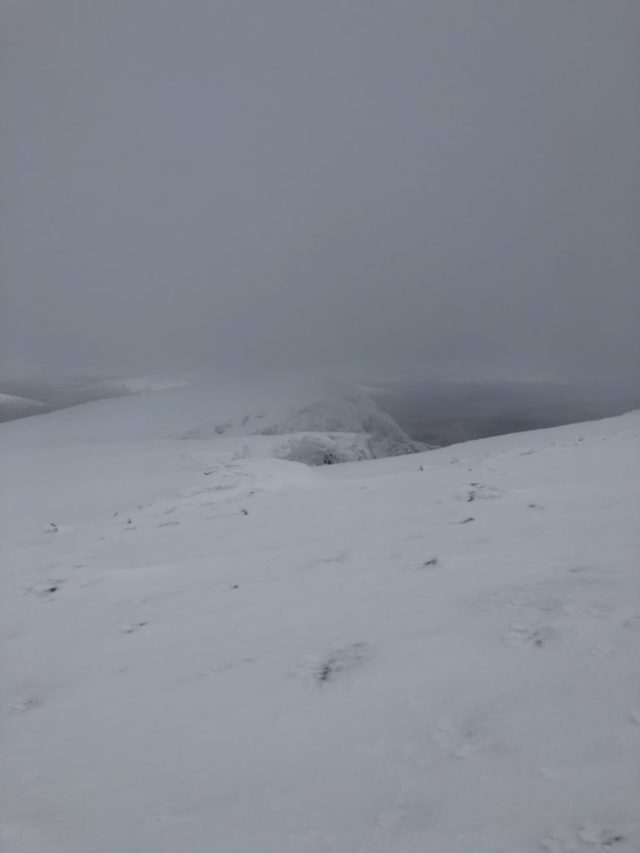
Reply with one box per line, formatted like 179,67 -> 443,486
0,392 -> 46,423
0,375 -> 427,463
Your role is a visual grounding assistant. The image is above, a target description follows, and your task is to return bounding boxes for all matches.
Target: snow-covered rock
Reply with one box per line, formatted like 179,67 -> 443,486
183,379 -> 426,460
267,431 -> 373,465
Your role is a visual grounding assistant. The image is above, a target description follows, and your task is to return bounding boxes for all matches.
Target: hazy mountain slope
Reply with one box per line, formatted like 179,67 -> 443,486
182,379 -> 425,459
1,404 -> 638,853
76,374 -> 194,396
0,377 -> 424,461
0,393 -> 46,423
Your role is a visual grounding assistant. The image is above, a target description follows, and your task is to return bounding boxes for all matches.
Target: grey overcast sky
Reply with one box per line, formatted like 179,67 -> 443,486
1,0 -> 639,384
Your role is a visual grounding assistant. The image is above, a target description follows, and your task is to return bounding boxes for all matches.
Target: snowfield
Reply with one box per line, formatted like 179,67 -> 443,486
1,383 -> 639,853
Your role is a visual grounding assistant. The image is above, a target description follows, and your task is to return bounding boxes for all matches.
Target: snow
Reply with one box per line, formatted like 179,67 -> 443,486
0,377 -> 425,460
1,384 -> 639,853
0,392 -> 45,412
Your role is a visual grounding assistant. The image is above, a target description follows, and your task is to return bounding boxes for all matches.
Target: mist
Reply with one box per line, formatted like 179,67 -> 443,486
2,0 -> 639,392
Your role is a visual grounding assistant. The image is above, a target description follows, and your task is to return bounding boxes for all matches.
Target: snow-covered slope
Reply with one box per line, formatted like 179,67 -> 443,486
0,392 -> 44,409
0,377 -> 424,461
181,379 -> 426,460
0,392 -> 45,420
1,399 -> 639,853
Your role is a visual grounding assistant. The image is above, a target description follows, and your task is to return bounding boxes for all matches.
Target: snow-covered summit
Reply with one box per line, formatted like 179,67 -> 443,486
182,379 -> 426,460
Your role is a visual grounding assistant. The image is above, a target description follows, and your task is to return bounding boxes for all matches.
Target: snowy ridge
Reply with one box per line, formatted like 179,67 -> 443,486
183,379 -> 426,460
0,377 -> 425,462
1,402 -> 639,852
0,392 -> 45,411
